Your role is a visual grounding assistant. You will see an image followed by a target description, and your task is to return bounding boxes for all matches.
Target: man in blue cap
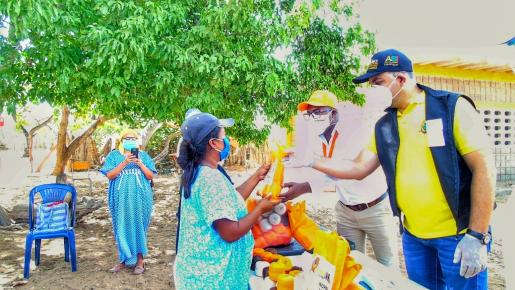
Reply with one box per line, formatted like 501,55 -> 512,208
296,49 -> 495,289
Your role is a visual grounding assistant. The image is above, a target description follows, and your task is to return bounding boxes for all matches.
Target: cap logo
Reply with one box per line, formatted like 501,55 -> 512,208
384,55 -> 399,66
367,59 -> 379,71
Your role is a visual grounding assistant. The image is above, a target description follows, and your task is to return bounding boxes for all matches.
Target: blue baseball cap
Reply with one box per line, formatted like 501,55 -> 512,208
180,113 -> 234,147
353,49 -> 413,84
185,108 -> 201,119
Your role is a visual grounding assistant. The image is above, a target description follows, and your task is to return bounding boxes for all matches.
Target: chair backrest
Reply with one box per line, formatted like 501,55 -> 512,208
28,183 -> 77,231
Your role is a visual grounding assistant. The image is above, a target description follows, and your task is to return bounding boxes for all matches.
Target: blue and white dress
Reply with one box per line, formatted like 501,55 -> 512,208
174,165 -> 254,290
100,150 -> 157,266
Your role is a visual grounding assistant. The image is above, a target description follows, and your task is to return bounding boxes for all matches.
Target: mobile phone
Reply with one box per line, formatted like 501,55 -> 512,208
131,148 -> 139,158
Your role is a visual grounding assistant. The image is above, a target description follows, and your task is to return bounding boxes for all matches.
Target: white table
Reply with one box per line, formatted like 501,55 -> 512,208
250,250 -> 427,290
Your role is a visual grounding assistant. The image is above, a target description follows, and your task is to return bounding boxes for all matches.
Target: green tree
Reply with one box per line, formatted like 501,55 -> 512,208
0,0 -> 374,174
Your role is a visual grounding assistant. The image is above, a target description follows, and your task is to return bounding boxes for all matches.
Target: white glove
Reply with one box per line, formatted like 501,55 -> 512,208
453,234 -> 488,278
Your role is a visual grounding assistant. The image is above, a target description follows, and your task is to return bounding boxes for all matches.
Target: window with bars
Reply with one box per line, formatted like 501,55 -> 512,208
480,109 -> 515,147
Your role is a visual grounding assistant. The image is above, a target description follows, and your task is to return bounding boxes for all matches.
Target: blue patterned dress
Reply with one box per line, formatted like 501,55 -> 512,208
174,166 -> 254,290
100,150 -> 157,266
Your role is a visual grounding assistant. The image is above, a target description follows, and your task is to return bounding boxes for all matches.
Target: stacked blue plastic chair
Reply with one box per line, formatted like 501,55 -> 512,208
23,183 -> 77,279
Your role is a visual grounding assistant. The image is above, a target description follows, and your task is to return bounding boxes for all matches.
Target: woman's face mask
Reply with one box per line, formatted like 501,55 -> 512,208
212,137 -> 231,161
122,139 -> 138,150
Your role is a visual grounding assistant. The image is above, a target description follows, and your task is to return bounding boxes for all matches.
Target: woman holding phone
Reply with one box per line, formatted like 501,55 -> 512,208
100,129 -> 157,275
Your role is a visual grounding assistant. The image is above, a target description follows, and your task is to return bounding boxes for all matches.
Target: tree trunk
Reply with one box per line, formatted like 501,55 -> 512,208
10,110 -> 53,171
51,106 -> 106,176
141,121 -> 162,150
22,127 -> 30,157
52,106 -> 70,176
27,115 -> 53,172
100,138 -> 112,159
27,134 -> 34,171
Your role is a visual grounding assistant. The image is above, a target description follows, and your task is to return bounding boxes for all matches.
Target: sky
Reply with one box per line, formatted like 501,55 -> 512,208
354,0 -> 515,65
2,1 -> 513,63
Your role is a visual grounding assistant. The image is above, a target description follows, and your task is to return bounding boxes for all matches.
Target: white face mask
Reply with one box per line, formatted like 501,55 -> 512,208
358,85 -> 393,110
384,75 -> 403,100
362,75 -> 403,110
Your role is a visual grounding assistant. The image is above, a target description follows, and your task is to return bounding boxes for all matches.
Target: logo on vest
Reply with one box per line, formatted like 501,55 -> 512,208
420,121 -> 427,134
384,55 -> 399,66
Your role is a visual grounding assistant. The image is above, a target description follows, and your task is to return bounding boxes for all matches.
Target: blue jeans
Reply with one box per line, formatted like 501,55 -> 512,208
402,230 -> 490,290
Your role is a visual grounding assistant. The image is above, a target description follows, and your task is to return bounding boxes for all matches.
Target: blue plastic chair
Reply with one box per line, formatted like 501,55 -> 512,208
23,183 -> 77,279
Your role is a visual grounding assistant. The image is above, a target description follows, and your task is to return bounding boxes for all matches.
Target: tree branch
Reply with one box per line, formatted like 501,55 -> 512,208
29,115 -> 53,135
10,110 -> 29,138
153,131 -> 181,164
65,116 -> 106,159
141,121 -> 162,149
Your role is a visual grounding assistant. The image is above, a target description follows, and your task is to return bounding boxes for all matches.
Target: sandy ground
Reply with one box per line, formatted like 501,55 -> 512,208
0,165 -> 510,289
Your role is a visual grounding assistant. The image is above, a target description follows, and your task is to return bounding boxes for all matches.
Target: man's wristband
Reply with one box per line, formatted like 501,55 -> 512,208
466,228 -> 491,245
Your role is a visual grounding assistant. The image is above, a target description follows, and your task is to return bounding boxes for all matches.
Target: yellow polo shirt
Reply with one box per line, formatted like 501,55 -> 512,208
367,91 -> 490,238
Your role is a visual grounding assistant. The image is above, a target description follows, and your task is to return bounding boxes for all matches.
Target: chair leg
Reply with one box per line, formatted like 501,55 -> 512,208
64,237 -> 70,262
68,231 -> 77,272
34,239 -> 42,266
24,235 -> 33,279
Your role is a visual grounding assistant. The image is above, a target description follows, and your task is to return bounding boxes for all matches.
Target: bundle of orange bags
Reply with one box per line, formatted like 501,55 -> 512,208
247,198 -> 292,249
248,145 -> 362,289
247,145 -> 292,249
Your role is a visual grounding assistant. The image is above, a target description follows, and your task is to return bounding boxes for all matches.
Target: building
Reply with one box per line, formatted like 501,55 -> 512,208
413,52 -> 515,184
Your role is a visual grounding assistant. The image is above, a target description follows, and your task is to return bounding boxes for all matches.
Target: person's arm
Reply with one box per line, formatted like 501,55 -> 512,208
312,149 -> 380,180
214,197 -> 278,242
236,163 -> 271,200
453,149 -> 495,278
281,150 -> 379,201
106,155 -> 134,180
136,159 -> 154,180
451,98 -> 496,233
463,149 -> 496,233
452,98 -> 495,278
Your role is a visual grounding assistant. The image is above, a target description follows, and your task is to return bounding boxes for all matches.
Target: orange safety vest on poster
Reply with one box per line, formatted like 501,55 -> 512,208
322,130 -> 339,158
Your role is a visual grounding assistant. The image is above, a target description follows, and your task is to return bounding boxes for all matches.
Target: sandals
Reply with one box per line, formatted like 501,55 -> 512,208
133,263 -> 145,275
108,263 -> 126,273
109,262 -> 145,275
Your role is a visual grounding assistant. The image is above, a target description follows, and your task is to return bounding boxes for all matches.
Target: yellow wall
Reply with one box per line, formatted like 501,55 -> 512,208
414,64 -> 515,83
475,101 -> 515,110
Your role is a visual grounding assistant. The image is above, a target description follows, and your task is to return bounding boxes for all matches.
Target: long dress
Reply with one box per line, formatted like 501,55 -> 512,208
174,165 -> 254,290
100,150 -> 157,266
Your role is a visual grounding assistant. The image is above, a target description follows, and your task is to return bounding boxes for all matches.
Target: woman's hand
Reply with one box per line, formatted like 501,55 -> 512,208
236,163 -> 271,200
130,153 -> 154,180
255,163 -> 271,181
256,195 -> 281,214
134,158 -> 144,168
106,154 -> 136,180
123,154 -> 137,166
